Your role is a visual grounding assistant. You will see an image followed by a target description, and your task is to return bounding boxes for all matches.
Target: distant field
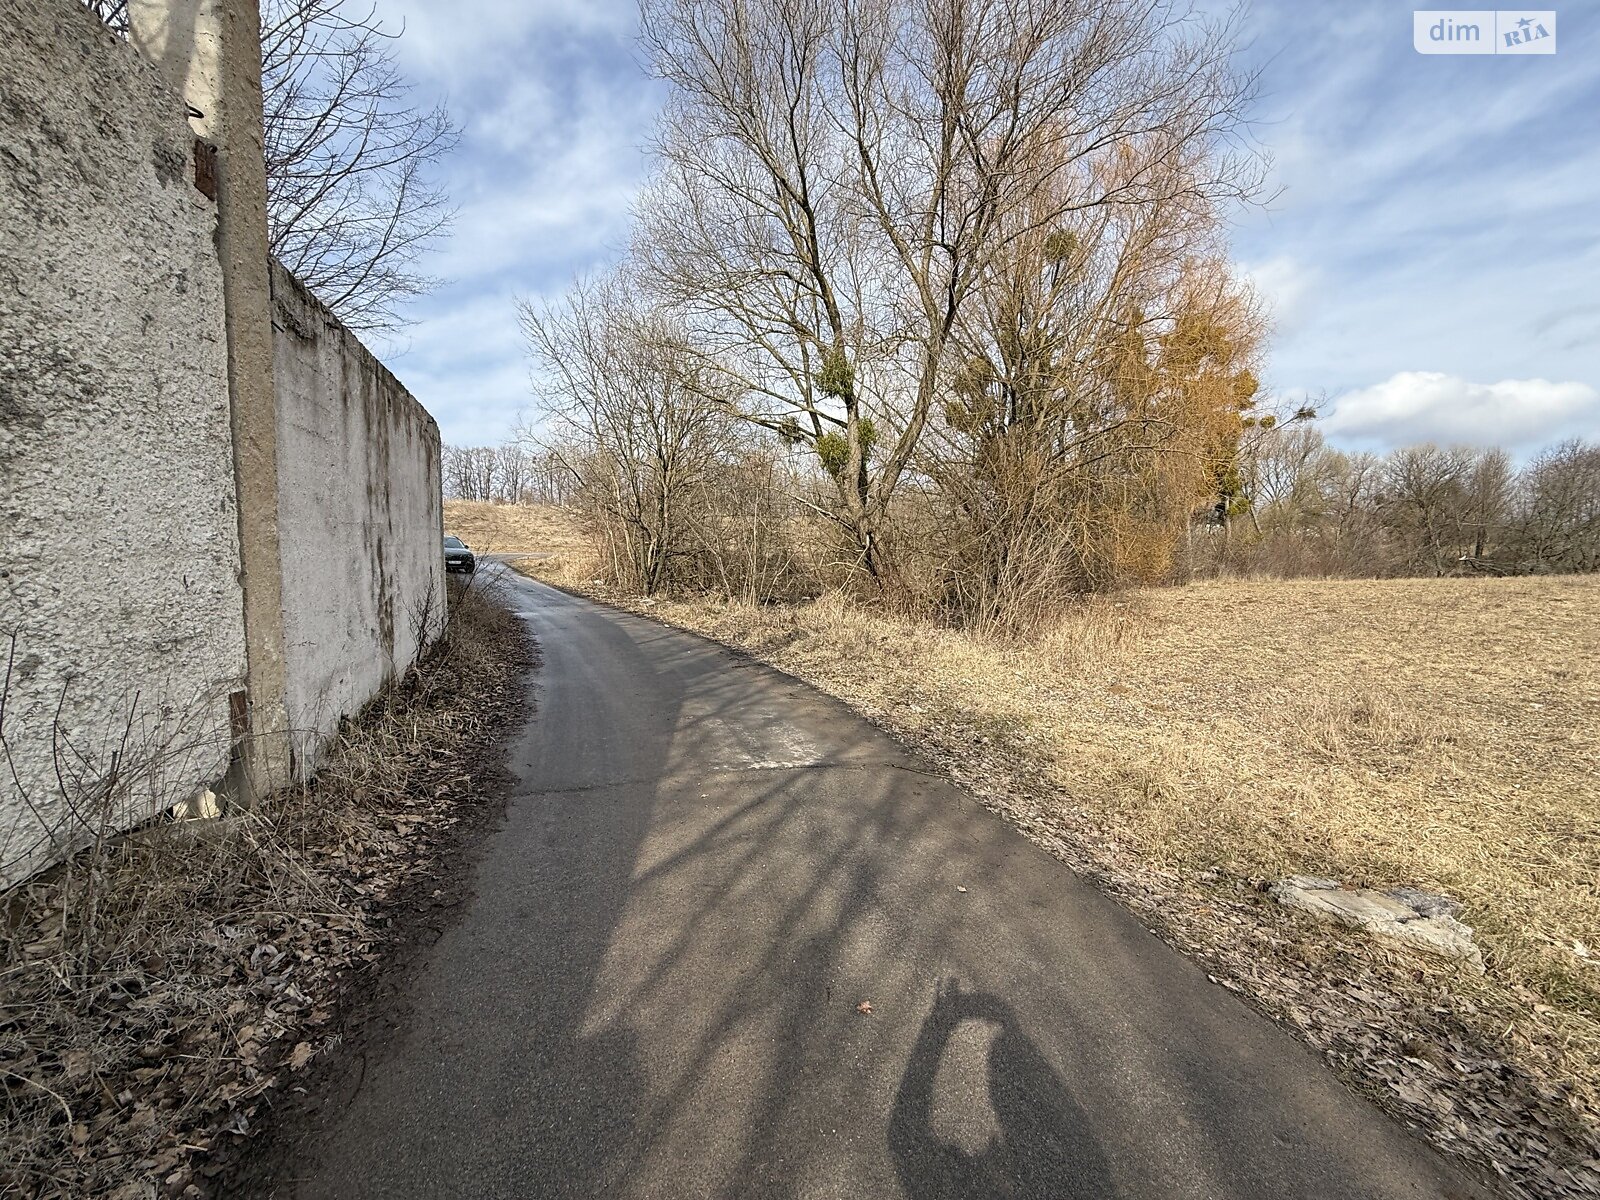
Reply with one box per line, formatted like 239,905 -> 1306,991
443,500 -> 587,562
511,566 -> 1600,1149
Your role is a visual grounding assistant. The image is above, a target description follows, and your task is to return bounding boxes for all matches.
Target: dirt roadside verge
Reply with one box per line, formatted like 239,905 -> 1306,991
0,579 -> 533,1199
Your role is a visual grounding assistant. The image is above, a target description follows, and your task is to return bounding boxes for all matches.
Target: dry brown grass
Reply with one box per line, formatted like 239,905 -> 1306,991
511,565 -> 1600,1188
443,500 -> 588,563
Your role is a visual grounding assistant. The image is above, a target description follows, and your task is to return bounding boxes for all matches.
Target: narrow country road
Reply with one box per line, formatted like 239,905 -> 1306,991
292,567 -> 1483,1199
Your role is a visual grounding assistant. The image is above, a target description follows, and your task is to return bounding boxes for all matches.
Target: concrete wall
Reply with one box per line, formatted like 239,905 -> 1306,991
130,0 -> 296,793
0,0 -> 447,886
270,263 -> 445,773
0,0 -> 246,885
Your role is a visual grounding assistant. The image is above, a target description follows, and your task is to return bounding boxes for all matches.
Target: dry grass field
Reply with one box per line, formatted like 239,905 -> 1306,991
442,499 -> 589,564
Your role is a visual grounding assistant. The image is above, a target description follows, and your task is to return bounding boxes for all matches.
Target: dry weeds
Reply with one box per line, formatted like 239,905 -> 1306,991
517,554 -> 1600,1198
0,578 -> 526,1198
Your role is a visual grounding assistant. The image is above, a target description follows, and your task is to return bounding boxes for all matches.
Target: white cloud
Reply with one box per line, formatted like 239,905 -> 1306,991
1322,371 -> 1600,452
387,0 -> 637,89
360,0 -> 660,446
1241,255 -> 1316,335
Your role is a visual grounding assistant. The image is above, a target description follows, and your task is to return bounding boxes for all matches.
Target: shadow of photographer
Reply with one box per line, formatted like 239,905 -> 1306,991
889,979 -> 1118,1199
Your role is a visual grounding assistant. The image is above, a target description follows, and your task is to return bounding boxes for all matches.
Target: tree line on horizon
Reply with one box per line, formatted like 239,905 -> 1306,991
446,429 -> 1600,579
1213,430 -> 1599,579
443,444 -> 576,509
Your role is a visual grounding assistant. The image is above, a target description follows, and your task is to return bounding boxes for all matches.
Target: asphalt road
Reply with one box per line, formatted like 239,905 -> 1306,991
293,567 -> 1484,1200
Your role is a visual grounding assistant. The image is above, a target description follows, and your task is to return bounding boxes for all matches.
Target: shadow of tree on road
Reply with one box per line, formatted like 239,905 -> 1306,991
276,586 -> 1479,1200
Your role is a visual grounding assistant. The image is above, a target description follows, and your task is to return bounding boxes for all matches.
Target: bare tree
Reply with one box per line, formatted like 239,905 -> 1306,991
443,445 -> 500,502
1242,423 -> 1341,535
1319,448 -> 1392,573
1455,447 -> 1516,566
260,0 -> 457,332
524,448 -> 581,506
520,270 -> 745,594
495,445 -> 530,505
1516,440 -> 1600,572
1379,445 -> 1482,574
636,0 -> 1263,592
82,0 -> 129,29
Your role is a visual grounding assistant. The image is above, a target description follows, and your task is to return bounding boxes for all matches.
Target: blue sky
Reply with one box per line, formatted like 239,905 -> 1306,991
373,1 -> 1599,458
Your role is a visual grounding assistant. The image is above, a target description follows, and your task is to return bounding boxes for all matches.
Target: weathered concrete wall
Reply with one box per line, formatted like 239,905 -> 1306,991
0,0 -> 246,886
130,0 -> 295,790
0,0 -> 446,886
270,262 -> 445,773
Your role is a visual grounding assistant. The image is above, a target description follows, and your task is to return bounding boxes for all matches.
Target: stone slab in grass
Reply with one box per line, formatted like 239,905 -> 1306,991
1270,876 -> 1484,968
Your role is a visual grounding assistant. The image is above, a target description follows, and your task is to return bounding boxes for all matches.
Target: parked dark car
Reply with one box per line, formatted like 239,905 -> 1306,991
444,535 -> 476,574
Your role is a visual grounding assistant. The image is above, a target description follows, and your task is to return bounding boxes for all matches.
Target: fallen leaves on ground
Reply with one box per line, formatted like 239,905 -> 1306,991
0,584 -> 528,1198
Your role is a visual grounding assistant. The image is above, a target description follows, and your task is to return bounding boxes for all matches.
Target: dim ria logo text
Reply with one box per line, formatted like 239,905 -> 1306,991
1414,10 -> 1556,53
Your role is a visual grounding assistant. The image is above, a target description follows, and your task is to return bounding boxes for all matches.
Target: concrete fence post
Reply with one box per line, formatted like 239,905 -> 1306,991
126,0 -> 292,798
